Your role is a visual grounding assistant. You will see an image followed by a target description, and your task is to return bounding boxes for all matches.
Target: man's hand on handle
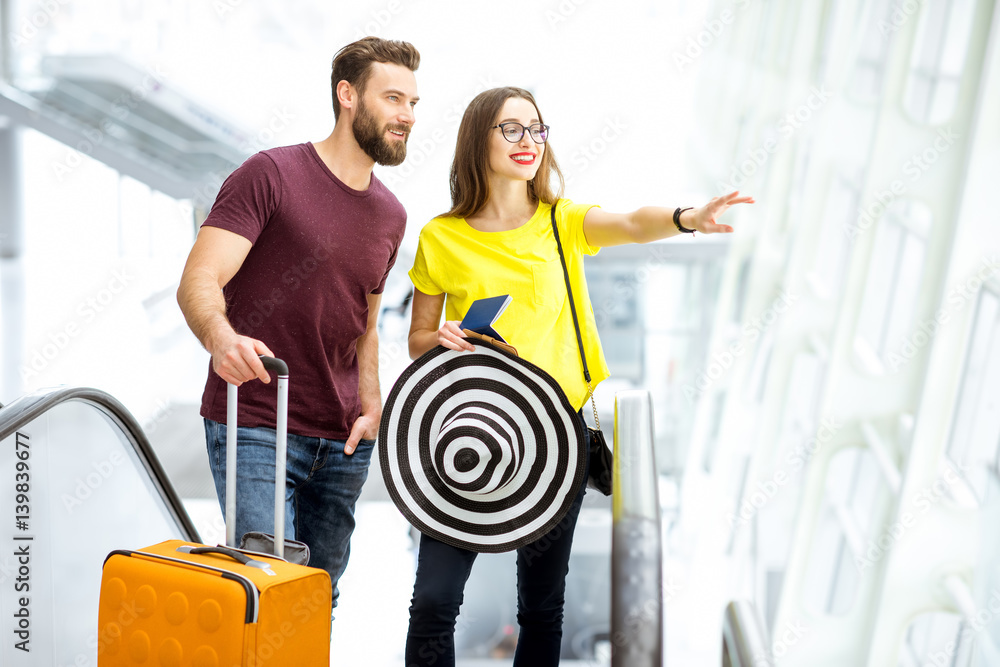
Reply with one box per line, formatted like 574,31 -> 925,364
211,332 -> 276,386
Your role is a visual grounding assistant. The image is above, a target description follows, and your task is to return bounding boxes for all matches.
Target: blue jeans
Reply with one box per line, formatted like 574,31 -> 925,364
203,418 -> 374,608
404,425 -> 590,666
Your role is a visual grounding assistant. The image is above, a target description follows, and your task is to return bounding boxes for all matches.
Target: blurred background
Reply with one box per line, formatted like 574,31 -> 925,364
0,0 -> 998,665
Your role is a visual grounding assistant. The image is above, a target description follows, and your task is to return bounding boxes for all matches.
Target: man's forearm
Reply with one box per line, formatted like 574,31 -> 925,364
177,269 -> 236,354
356,329 -> 382,418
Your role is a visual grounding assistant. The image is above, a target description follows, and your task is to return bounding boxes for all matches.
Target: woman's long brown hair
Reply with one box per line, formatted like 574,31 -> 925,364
443,87 -> 564,219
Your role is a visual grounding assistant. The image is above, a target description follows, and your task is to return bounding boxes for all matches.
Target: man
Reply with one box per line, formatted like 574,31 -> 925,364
176,36 -> 420,609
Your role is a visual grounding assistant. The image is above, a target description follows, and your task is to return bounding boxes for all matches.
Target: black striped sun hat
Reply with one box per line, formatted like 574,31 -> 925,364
378,341 -> 587,552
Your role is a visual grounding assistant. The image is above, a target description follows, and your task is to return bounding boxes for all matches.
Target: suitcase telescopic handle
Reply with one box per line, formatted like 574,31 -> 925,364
225,355 -> 290,558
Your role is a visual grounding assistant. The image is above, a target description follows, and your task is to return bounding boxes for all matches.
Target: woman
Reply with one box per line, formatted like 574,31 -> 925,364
404,86 -> 751,666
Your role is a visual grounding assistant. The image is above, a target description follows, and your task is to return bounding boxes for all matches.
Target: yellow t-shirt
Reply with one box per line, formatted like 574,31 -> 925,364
409,199 -> 610,410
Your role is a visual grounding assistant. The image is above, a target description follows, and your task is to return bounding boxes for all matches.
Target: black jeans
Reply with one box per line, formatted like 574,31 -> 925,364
404,422 -> 590,667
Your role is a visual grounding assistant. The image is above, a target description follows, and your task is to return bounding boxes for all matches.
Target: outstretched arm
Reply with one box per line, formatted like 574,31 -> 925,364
176,226 -> 274,385
582,191 -> 754,248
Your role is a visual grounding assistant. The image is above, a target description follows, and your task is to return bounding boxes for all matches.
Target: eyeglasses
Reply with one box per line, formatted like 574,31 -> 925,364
493,122 -> 550,144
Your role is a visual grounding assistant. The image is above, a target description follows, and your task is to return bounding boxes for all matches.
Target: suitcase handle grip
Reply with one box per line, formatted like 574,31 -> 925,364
259,355 -> 289,377
187,546 -> 252,564
184,546 -> 274,572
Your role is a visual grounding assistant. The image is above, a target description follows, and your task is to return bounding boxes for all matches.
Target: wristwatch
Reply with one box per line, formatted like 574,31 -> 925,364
673,207 -> 696,233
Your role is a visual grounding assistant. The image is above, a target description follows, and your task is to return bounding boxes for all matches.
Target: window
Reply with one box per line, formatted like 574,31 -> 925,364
118,176 -> 152,258
753,0 -> 778,67
731,257 -> 752,326
782,138 -> 813,238
771,1 -> 800,73
808,169 -> 862,300
853,200 -> 932,374
773,352 -> 825,458
745,328 -> 775,404
586,248 -> 725,476
702,390 -> 728,473
587,266 -> 643,382
848,0 -> 895,104
903,0 -> 978,124
947,283 -> 1000,501
897,612 -> 973,667
803,447 -> 887,616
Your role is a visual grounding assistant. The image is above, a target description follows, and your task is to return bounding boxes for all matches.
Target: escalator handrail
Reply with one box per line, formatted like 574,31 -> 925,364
611,390 -> 663,666
723,600 -> 772,666
0,385 -> 200,542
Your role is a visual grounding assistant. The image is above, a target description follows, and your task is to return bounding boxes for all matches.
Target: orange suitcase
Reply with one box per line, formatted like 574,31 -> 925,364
98,357 -> 332,665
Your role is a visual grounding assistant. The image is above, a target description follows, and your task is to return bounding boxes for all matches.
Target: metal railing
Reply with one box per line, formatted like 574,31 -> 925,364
722,600 -> 771,666
609,393 -> 775,667
611,390 -> 663,666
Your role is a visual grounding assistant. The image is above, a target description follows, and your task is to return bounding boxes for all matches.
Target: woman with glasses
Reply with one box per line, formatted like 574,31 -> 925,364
404,86 -> 751,666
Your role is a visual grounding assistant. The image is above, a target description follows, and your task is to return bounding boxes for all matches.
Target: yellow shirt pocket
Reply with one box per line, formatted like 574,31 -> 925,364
531,260 -> 565,308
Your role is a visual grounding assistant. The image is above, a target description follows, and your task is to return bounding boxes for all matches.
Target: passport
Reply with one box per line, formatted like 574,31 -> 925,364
459,295 -> 512,343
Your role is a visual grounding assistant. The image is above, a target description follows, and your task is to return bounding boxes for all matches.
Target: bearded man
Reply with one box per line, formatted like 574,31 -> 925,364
177,36 -> 420,610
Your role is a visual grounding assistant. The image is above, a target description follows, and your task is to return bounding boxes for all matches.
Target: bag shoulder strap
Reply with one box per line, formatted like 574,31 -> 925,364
550,201 -> 590,383
551,202 -> 601,429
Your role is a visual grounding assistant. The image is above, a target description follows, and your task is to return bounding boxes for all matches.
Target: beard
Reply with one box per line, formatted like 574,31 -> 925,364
352,99 -> 409,166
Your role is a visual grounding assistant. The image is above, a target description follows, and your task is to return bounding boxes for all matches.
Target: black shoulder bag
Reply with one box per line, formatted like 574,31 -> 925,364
550,202 -> 614,496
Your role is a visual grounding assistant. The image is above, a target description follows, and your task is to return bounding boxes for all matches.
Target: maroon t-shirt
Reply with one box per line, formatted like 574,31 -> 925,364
199,143 -> 406,439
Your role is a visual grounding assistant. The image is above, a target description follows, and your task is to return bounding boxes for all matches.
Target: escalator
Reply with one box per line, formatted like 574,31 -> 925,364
0,386 -> 671,666
0,387 -> 198,665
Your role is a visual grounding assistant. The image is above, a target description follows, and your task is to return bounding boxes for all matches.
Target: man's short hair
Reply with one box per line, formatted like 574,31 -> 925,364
331,37 -> 420,121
